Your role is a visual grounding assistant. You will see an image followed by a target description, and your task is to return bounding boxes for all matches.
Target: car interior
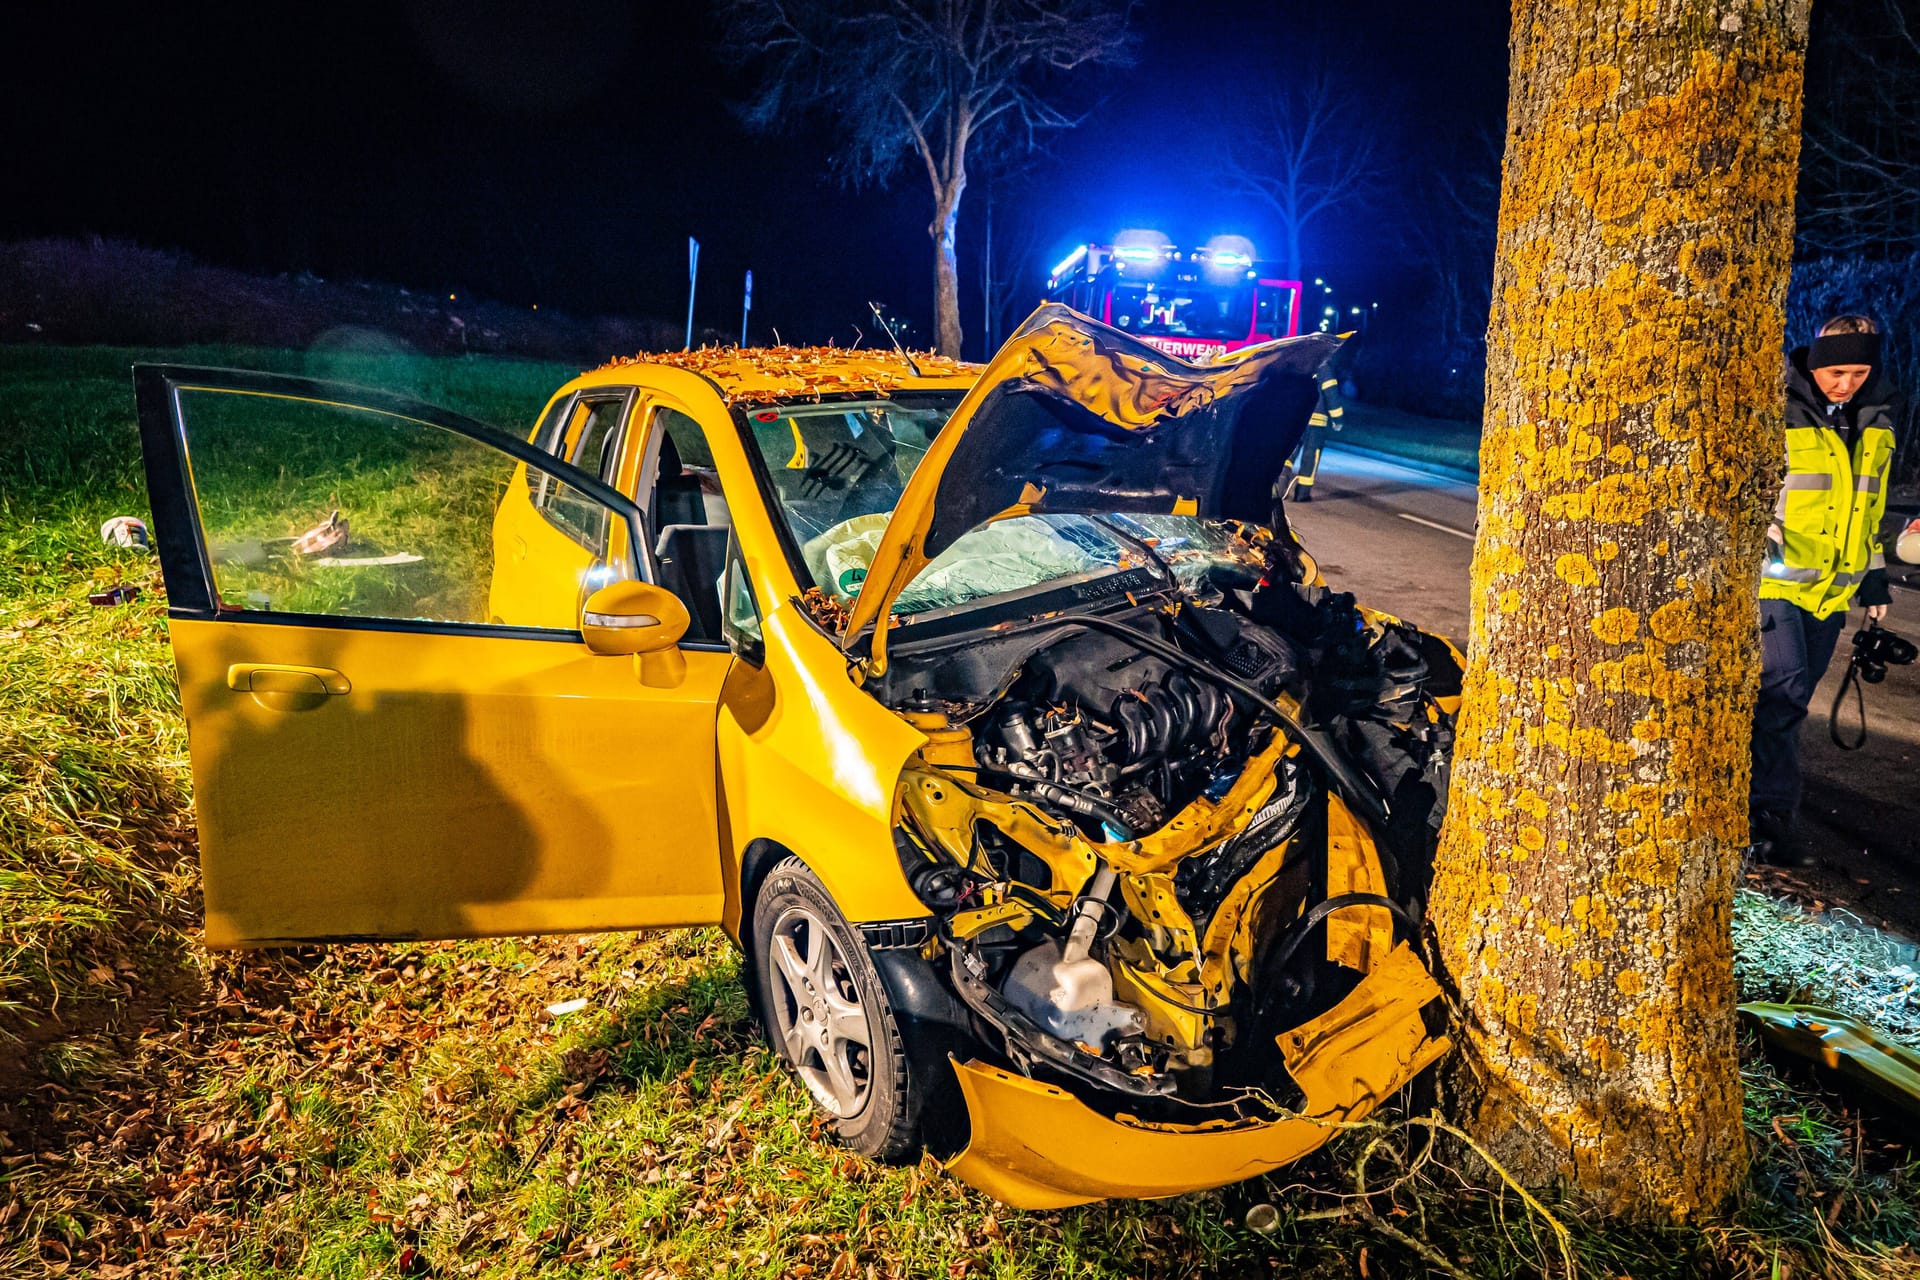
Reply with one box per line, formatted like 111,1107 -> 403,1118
648,428 -> 732,642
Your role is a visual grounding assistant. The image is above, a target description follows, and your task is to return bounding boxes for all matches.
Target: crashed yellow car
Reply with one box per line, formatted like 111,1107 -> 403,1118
133,305 -> 1458,1209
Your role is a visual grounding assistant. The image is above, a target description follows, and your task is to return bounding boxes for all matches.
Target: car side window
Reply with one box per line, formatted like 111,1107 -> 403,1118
531,392 -> 573,452
647,407 -> 721,525
721,536 -> 764,663
646,407 -> 731,641
526,393 -> 574,508
171,385 -> 635,632
540,395 -> 631,553
573,403 -> 620,473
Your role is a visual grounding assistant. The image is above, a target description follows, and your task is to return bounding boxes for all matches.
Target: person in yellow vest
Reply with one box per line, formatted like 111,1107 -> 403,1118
1749,314 -> 1897,865
1285,363 -> 1344,502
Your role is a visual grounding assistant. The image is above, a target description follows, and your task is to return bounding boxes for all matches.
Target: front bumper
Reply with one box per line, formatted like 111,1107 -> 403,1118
943,942 -> 1451,1208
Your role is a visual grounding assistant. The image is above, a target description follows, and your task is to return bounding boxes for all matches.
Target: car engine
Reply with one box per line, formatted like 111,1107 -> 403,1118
875,524 -> 1459,1121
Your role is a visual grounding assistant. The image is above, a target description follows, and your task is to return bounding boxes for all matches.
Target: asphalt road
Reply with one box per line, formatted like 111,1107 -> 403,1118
1290,447 -> 1920,937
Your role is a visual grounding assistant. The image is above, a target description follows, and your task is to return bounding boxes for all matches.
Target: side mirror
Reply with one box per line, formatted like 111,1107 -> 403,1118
580,581 -> 688,656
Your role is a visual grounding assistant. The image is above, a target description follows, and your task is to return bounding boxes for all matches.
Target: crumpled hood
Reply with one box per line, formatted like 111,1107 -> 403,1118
841,304 -> 1341,665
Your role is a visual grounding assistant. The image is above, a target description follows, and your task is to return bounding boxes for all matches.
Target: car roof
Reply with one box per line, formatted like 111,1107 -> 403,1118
578,345 -> 978,405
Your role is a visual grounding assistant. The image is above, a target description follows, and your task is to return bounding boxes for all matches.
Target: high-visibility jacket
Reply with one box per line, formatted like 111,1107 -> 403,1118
1760,356 -> 1898,620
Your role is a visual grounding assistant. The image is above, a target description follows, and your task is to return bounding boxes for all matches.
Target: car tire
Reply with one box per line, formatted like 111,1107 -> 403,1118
750,857 -> 922,1161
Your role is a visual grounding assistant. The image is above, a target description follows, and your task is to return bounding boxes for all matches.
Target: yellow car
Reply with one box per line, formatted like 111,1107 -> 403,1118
134,305 -> 1459,1209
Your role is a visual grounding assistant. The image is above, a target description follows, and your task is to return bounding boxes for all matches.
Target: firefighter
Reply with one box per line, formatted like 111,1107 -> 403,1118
1285,363 -> 1344,502
1749,314 -> 1898,866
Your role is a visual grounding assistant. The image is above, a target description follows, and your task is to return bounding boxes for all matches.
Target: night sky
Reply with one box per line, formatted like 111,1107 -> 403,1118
3,1 -> 1509,350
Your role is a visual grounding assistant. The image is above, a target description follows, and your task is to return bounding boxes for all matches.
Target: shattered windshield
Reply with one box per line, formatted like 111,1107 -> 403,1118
806,511 -> 1259,617
808,513 -> 1135,614
738,394 -> 1264,619
739,395 -> 956,548
1103,514 -> 1265,589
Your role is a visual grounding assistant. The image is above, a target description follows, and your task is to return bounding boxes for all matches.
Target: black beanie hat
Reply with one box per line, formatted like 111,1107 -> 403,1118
1808,331 -> 1881,370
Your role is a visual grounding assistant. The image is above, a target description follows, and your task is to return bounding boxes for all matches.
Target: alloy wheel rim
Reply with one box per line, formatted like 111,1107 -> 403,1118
767,904 -> 874,1117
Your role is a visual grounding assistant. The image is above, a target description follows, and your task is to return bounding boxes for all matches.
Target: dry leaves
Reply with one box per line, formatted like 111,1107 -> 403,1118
0,933 -> 638,1275
799,586 -> 853,633
595,344 -> 973,404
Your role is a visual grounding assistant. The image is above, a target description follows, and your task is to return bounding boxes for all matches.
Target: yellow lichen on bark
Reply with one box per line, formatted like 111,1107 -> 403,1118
1429,0 -> 1810,1222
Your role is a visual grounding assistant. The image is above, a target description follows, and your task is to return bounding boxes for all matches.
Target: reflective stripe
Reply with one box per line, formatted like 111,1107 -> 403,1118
1308,413 -> 1329,427
1764,562 -> 1822,583
1327,406 -> 1344,418
1320,378 -> 1338,390
1767,423 -> 1891,610
1781,473 -> 1833,490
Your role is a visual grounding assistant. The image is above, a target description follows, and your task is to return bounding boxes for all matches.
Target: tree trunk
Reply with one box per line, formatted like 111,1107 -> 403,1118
931,181 -> 965,359
1284,221 -> 1302,286
1428,0 -> 1810,1221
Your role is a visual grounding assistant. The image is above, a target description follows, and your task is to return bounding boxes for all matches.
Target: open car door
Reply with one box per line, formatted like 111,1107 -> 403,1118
134,366 -> 731,947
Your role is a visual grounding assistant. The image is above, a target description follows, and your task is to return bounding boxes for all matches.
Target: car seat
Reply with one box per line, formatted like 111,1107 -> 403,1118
655,524 -> 729,641
649,434 -> 730,640
652,434 -> 710,528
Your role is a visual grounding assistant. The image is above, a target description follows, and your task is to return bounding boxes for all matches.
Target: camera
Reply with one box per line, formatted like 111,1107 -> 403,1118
1849,623 -> 1918,684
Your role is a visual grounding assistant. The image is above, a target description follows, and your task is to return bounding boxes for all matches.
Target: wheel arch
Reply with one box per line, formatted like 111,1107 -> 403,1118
734,838 -> 973,1154
734,836 -> 800,1029
737,837 -> 796,929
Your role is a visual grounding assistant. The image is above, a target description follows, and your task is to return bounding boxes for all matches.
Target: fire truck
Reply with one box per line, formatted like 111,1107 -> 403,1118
1043,236 -> 1302,361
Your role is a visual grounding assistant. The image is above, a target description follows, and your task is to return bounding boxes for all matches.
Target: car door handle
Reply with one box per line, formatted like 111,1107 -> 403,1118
226,663 -> 351,696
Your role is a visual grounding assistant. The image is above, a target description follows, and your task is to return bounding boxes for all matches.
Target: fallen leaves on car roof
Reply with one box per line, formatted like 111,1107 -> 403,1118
595,345 -> 975,404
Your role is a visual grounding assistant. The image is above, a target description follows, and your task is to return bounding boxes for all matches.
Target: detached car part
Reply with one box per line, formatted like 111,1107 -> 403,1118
1742,1001 -> 1920,1129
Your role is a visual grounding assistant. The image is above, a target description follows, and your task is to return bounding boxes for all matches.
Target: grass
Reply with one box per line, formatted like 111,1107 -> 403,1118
1333,400 -> 1483,482
1,343 -> 1918,1277
1734,887 -> 1920,1049
0,345 -> 577,1020
9,926 -> 1917,1278
0,556 -> 186,1018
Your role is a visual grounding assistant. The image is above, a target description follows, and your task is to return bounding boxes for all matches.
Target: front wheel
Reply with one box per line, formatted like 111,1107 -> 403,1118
750,858 -> 922,1160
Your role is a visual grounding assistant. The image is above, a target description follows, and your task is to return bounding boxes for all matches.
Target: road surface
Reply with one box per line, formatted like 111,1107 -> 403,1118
1291,447 -> 1920,936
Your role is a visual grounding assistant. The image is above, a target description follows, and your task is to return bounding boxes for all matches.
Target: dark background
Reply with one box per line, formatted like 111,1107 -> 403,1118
0,1 -> 1505,353
5,0 -> 1914,432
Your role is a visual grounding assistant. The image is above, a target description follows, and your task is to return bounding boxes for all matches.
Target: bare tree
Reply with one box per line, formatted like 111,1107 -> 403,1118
1798,0 -> 1920,254
1405,134 -> 1500,365
723,0 -> 1137,358
1217,62 -> 1384,282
